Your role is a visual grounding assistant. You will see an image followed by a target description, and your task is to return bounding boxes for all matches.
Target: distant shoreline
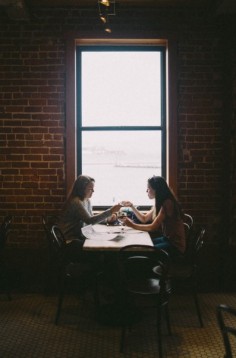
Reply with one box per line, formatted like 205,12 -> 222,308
115,163 -> 159,168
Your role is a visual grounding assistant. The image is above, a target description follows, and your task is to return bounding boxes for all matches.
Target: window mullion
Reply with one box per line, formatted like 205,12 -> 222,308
81,126 -> 163,131
76,43 -> 166,206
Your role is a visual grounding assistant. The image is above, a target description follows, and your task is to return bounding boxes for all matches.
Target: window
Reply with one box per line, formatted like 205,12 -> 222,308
76,45 -> 166,208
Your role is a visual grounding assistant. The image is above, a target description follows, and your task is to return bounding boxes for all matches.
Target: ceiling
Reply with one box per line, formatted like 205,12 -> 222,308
0,0 -> 236,21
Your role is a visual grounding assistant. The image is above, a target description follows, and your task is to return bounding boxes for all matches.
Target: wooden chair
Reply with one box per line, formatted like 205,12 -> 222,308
217,304 -> 236,358
42,215 -> 59,294
118,245 -> 171,358
183,213 -> 194,230
0,215 -> 13,300
169,227 -> 206,327
51,225 -> 77,324
51,225 -> 95,325
183,213 -> 194,254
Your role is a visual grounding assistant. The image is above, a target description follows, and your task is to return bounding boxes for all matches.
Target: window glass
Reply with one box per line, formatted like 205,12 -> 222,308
77,45 -> 166,207
82,131 -> 162,206
81,51 -> 161,127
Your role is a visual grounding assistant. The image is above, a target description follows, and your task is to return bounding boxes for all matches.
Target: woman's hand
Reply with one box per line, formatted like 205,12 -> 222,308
123,217 -> 134,227
107,213 -> 118,224
120,201 -> 133,208
111,203 -> 123,213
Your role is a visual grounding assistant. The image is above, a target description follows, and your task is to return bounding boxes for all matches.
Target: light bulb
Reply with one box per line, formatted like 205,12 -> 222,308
100,0 -> 110,6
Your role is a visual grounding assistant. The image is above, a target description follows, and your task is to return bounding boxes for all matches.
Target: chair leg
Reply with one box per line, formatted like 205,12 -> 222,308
0,267 -> 12,301
156,305 -> 163,358
193,291 -> 203,327
120,325 -> 126,353
93,271 -> 105,309
4,272 -> 12,301
55,276 -> 66,325
164,303 -> 172,335
55,291 -> 64,325
7,291 -> 12,301
191,271 -> 204,327
222,331 -> 233,358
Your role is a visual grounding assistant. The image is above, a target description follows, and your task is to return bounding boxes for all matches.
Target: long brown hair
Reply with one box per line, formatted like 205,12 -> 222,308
148,176 -> 183,218
66,175 -> 95,203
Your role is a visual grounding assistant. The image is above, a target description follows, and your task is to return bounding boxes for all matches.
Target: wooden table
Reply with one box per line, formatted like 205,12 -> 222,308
82,224 -> 154,325
83,224 -> 153,251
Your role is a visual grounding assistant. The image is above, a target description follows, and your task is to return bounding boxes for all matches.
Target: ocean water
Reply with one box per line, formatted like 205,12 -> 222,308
83,163 -> 161,207
82,131 -> 162,207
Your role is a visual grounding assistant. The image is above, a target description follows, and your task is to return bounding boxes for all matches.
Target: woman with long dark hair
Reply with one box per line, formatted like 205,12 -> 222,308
122,176 -> 186,255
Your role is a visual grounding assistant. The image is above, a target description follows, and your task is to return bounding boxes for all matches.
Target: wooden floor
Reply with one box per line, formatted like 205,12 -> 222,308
0,291 -> 236,357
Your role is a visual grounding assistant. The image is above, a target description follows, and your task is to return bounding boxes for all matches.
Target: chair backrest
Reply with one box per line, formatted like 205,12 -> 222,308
183,213 -> 194,251
42,215 -> 57,258
42,215 -> 52,241
42,215 -> 61,251
183,213 -> 194,230
118,245 -> 170,290
50,225 -> 67,264
194,227 -> 205,254
51,225 -> 66,250
217,304 -> 236,358
0,215 -> 13,250
184,226 -> 205,265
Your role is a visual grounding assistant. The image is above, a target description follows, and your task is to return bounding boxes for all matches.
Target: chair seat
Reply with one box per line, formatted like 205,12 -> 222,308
126,278 -> 161,295
153,265 -> 163,276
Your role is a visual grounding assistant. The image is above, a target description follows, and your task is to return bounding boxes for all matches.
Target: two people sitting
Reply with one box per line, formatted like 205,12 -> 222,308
57,174 -> 186,261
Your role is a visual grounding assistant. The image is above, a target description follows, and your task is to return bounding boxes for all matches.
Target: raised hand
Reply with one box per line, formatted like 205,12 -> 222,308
120,201 -> 133,207
111,203 -> 123,213
123,217 -> 134,227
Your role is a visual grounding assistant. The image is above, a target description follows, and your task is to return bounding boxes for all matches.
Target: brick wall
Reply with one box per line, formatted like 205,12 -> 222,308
0,6 -> 235,291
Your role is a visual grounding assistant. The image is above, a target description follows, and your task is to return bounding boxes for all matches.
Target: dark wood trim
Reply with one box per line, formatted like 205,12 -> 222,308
167,38 -> 178,194
65,35 -> 178,196
66,37 -> 77,195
